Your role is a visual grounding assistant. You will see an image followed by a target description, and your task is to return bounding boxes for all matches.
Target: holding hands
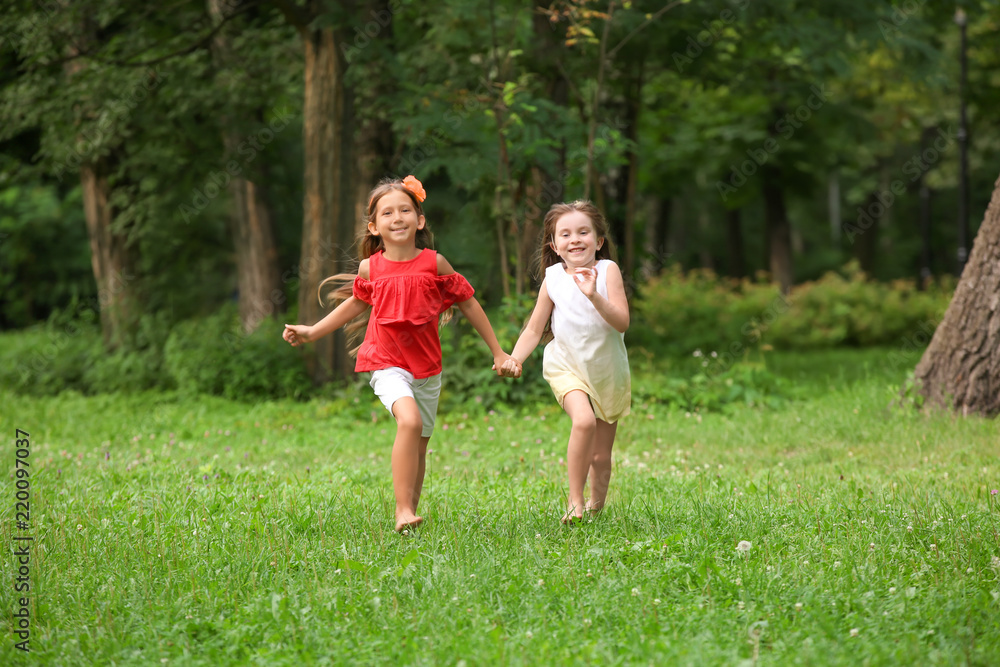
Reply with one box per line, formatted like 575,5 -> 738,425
498,356 -> 523,379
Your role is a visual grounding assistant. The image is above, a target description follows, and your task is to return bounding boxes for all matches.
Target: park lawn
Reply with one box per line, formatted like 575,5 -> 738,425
1,348 -> 999,665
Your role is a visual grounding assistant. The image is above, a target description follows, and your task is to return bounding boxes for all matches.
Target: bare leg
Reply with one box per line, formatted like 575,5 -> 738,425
586,419 -> 617,512
390,397 -> 424,531
562,390 -> 597,523
412,435 -> 431,512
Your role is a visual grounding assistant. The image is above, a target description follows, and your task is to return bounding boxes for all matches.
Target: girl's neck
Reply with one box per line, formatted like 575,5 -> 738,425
381,244 -> 422,262
563,257 -> 598,273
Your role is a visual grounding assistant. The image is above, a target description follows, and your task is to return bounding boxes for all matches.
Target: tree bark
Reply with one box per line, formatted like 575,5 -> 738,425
761,165 -> 794,293
80,157 -> 134,349
209,0 -> 282,335
913,172 -> 1000,417
299,25 -> 355,383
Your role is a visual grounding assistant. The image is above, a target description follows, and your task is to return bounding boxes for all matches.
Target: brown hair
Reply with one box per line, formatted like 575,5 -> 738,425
526,200 -> 615,344
537,200 -> 615,275
316,178 -> 440,356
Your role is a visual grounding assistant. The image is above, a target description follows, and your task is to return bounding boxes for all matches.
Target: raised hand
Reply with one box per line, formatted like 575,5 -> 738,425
283,324 -> 313,347
573,266 -> 598,299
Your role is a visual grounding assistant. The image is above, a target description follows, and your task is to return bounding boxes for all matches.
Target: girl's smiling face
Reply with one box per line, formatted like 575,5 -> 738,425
369,190 -> 425,247
551,211 -> 603,269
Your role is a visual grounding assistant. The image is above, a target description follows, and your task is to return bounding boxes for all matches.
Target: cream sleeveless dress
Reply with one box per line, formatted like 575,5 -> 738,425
542,259 -> 631,423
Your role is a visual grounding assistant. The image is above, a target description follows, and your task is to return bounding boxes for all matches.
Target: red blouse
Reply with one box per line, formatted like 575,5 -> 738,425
352,248 -> 475,378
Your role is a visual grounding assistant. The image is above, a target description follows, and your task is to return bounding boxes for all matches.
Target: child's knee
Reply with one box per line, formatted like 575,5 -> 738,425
592,450 -> 612,467
571,412 -> 597,434
395,411 -> 423,434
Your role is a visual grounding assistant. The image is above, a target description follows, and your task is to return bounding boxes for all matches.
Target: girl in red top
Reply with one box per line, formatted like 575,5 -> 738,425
283,176 -> 513,532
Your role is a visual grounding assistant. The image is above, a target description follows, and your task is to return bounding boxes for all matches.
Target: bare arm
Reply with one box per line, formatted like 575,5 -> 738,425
283,260 -> 371,346
439,254 -> 513,373
510,280 -> 554,365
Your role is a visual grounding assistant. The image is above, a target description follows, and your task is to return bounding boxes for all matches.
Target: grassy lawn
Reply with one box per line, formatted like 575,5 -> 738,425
2,348 -> 999,665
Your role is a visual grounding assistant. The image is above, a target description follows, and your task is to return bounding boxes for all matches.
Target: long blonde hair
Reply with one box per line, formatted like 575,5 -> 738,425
317,178 -> 440,356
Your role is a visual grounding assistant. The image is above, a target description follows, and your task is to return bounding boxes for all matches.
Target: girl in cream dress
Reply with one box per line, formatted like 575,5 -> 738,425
501,201 -> 631,523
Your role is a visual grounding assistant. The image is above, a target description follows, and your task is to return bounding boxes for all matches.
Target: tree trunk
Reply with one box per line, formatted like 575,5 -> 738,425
229,176 -> 281,333
209,0 -> 282,335
80,158 -> 133,349
299,26 -> 355,383
761,165 -> 793,293
913,172 -> 1000,417
618,61 -> 643,284
854,190 -> 881,275
726,208 -> 746,278
65,18 -> 134,349
640,195 -> 671,277
352,0 -> 395,236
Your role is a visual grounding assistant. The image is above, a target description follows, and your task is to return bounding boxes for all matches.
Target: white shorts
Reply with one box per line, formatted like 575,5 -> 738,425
369,367 -> 442,438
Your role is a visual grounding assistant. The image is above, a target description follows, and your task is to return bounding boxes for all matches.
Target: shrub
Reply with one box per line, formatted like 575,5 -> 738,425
634,262 -> 953,357
163,304 -> 309,400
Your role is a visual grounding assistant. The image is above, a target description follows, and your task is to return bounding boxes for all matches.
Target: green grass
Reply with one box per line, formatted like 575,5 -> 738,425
2,348 -> 999,665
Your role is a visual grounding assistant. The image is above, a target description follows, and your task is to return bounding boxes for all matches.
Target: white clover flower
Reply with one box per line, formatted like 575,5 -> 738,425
991,556 -> 1000,570
889,587 -> 896,594
737,601 -> 745,610
736,540 -> 752,552
794,603 -> 803,611
693,349 -> 703,357
631,588 -> 640,597
850,628 -> 859,637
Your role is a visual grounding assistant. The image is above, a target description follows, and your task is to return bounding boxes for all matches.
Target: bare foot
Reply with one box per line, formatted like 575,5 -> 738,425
395,512 -> 424,533
561,505 -> 584,524
584,499 -> 604,514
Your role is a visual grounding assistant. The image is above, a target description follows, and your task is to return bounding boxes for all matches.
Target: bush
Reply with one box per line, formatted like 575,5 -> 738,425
0,317 -> 101,395
163,304 -> 309,400
635,353 -> 791,414
634,262 -> 953,357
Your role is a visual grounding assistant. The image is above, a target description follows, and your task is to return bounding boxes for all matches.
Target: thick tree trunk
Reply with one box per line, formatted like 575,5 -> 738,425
80,158 -> 133,349
761,165 -> 794,293
299,26 -> 355,383
210,0 -> 282,334
726,208 -> 746,278
913,172 -> 1000,417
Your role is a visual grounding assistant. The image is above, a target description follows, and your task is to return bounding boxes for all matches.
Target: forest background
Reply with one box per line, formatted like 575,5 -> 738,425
1,0 -> 999,403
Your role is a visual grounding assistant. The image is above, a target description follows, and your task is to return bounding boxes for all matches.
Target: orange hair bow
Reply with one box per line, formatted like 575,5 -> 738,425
402,175 -> 426,203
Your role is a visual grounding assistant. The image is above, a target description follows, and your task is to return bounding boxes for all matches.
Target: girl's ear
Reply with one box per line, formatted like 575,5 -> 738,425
367,221 -> 379,236
597,237 -> 604,250
417,214 -> 426,230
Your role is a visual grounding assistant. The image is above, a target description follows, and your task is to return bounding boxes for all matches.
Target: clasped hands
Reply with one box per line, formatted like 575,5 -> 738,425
494,355 -> 523,379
